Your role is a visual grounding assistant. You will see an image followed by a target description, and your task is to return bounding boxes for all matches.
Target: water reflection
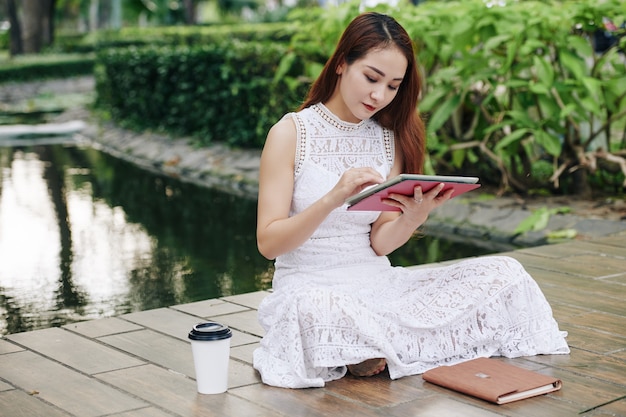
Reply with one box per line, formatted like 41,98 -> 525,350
0,143 -> 493,335
0,143 -> 273,335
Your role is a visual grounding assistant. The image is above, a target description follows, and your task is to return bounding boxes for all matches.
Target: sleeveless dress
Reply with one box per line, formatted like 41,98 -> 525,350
252,103 -> 569,389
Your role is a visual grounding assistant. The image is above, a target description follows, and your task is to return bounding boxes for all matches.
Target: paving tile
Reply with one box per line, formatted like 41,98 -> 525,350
120,308 -> 211,341
230,341 -> 259,365
0,389 -> 72,417
222,291 -> 269,310
0,380 -> 12,392
385,395 -> 505,417
0,350 -> 147,417
6,327 -> 144,375
64,316 -> 144,338
214,310 -> 264,337
0,338 -> 22,354
172,298 -> 249,318
107,406 -> 174,417
324,372 -> 427,408
99,328 -> 195,376
98,364 -> 281,417
231,383 -> 384,417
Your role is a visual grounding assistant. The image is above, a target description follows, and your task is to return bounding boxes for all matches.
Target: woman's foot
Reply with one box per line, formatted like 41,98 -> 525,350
347,358 -> 387,377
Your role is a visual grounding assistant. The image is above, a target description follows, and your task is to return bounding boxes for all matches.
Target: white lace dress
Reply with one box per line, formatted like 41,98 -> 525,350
252,103 -> 570,388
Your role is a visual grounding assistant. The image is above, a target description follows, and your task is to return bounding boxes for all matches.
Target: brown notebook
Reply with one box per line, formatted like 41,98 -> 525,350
422,357 -> 562,404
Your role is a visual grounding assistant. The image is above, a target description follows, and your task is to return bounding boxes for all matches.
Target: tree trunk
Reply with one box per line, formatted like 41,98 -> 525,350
183,0 -> 197,24
5,0 -> 23,55
21,0 -> 55,53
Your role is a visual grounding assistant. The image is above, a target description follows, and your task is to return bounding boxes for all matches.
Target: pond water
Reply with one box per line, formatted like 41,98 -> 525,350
0,141 -> 494,335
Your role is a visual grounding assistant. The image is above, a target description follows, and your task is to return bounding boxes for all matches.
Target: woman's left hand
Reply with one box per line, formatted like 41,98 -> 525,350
382,183 -> 453,223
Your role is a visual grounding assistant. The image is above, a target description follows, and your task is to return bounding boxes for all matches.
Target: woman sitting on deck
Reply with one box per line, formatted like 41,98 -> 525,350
253,11 -> 570,389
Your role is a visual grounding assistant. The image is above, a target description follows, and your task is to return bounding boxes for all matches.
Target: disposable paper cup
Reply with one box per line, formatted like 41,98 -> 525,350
188,322 -> 232,394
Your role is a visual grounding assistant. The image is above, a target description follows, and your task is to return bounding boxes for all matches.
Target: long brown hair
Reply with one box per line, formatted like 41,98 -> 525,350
299,12 -> 425,174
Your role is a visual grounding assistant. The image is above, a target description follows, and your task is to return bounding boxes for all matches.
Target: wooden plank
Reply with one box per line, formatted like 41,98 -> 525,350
98,328 -> 195,376
563,325 -> 626,354
6,327 -> 144,375
98,364 -> 281,417
602,397 -> 626,416
324,372 -> 428,408
172,298 -> 249,318
104,406 -> 175,417
530,347 -> 626,388
213,309 -> 265,338
564,311 -> 626,338
0,350 -> 147,417
97,328 -> 260,388
230,341 -> 259,365
120,308 -> 214,342
63,316 -> 143,338
382,396 -> 505,417
540,284 -> 626,316
222,291 -> 268,310
512,252 -> 626,280
518,240 -> 626,259
232,383 -> 384,417
0,338 -> 22,354
0,389 -> 72,417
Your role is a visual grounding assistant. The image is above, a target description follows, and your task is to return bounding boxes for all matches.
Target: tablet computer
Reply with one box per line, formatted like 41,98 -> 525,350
346,174 -> 481,211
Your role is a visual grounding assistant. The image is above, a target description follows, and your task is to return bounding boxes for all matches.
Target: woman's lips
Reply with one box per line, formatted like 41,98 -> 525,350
364,103 -> 376,112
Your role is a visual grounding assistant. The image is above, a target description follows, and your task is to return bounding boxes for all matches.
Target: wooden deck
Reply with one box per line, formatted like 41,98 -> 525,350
1,232 -> 625,417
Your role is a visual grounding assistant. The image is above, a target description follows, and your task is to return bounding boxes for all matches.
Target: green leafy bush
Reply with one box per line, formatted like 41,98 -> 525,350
95,0 -> 626,197
283,0 -> 626,196
0,53 -> 94,83
95,40 -> 305,148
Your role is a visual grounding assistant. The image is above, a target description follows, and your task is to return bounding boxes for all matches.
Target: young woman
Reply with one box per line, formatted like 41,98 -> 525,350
253,12 -> 569,389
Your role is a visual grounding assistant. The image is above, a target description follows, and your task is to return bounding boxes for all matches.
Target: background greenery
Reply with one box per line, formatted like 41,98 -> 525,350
2,0 -> 625,198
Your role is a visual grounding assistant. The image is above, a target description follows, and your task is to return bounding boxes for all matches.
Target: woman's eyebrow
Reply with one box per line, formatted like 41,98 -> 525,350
366,65 -> 404,81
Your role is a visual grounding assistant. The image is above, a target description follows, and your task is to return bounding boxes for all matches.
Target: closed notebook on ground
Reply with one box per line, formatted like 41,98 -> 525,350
345,174 -> 480,212
421,357 -> 562,405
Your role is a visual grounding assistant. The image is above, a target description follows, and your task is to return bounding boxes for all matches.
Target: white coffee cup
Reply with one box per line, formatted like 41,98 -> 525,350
188,322 -> 232,394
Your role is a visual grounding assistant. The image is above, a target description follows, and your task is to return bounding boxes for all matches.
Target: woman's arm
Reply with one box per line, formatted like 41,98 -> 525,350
369,150 -> 453,256
256,118 -> 384,260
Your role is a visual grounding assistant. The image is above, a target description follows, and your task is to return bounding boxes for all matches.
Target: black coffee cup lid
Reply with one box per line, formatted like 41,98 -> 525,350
188,322 -> 232,341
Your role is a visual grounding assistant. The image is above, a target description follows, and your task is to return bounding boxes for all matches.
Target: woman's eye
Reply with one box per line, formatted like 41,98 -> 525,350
366,76 -> 376,83
388,85 -> 399,91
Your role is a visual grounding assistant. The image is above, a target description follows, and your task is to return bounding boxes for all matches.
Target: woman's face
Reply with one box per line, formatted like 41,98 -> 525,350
329,45 -> 407,123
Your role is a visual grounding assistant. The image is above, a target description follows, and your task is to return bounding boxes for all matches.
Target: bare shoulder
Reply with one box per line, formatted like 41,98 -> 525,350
267,115 -> 297,145
263,115 -> 297,160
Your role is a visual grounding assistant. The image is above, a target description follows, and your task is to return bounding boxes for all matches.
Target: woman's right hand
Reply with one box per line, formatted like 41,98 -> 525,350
326,167 -> 385,208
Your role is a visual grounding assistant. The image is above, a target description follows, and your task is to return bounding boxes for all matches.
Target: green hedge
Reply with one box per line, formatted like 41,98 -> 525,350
95,40 -> 306,148
95,0 -> 626,196
0,53 -> 94,83
91,22 -> 297,50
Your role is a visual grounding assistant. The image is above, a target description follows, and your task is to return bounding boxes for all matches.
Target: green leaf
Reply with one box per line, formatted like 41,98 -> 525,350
419,87 -> 448,113
426,93 -> 461,134
581,76 -> 602,100
566,35 -> 593,58
533,55 -> 554,86
273,52 -> 296,83
495,128 -> 529,152
529,82 -> 550,95
514,207 -> 550,234
451,149 -> 466,168
560,50 -> 587,80
534,129 -> 562,157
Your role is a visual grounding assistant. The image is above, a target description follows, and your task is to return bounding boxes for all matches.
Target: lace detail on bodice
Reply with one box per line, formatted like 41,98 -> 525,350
292,103 -> 394,177
274,104 -> 396,285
